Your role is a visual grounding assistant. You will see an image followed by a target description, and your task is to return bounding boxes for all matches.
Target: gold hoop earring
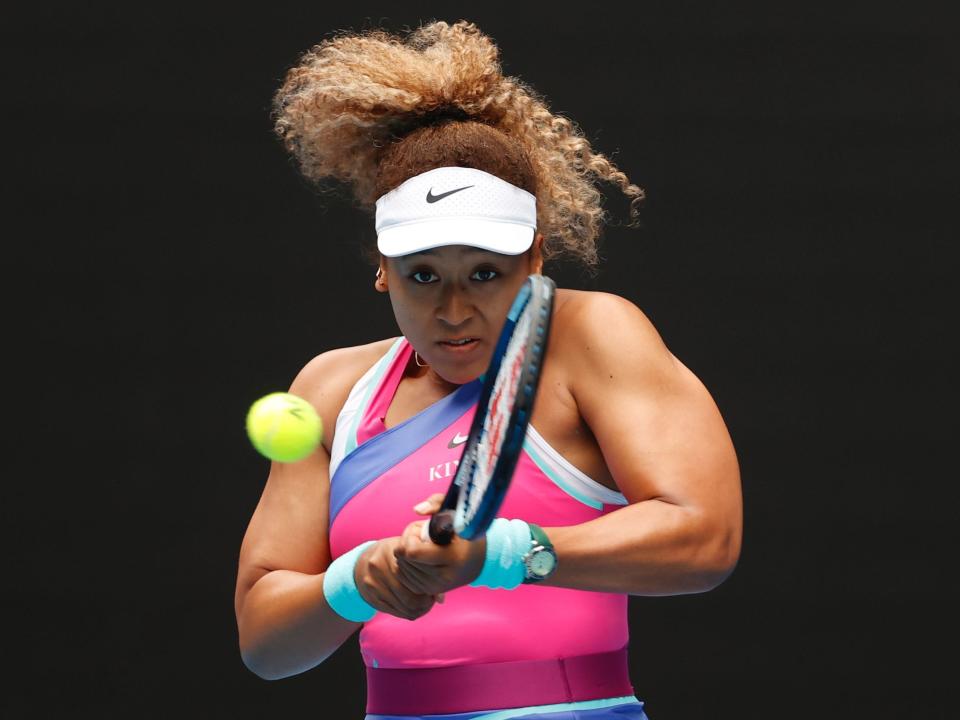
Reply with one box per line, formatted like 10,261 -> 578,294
414,351 -> 428,368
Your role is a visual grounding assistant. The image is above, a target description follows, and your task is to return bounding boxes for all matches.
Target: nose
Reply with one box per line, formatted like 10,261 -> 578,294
436,284 -> 474,327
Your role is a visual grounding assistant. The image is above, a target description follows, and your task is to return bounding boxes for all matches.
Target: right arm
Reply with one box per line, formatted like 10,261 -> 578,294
234,451 -> 358,680
234,345 -> 437,680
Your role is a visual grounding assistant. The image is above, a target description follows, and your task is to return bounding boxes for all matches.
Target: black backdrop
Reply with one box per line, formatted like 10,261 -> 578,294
8,4 -> 956,719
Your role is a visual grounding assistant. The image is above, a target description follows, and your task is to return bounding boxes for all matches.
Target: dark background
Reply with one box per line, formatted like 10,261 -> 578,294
7,3 -> 956,719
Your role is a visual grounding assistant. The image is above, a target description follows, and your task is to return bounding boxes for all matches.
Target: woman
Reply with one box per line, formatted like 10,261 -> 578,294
235,20 -> 742,720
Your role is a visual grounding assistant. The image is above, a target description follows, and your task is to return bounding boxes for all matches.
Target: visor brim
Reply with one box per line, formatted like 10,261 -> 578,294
377,218 -> 535,258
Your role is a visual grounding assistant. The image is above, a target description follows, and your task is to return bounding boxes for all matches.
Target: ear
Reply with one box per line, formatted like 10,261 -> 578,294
374,261 -> 389,293
529,233 -> 544,275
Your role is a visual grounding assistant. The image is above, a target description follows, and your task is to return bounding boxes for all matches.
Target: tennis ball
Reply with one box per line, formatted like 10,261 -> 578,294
246,392 -> 323,463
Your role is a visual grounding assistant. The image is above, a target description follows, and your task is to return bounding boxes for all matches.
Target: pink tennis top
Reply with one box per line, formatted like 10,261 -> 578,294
327,337 -> 634,715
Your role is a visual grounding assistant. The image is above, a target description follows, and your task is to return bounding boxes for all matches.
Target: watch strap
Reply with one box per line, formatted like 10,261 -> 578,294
522,523 -> 557,584
528,523 -> 553,551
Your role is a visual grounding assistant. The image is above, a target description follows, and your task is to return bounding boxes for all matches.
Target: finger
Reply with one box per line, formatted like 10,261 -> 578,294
397,549 -> 443,586
362,554 -> 432,620
417,519 -> 453,553
394,556 -> 429,594
355,573 -> 406,618
399,519 -> 428,547
396,556 -> 442,595
399,534 -> 448,567
391,582 -> 435,620
410,518 -> 456,550
374,571 -> 431,620
353,549 -> 400,616
384,559 -> 436,619
413,493 -> 446,514
396,521 -> 430,560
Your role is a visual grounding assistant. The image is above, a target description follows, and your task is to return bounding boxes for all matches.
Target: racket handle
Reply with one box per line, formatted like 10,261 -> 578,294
428,509 -> 456,546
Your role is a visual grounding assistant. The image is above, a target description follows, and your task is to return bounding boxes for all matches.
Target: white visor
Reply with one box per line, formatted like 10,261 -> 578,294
375,167 -> 537,257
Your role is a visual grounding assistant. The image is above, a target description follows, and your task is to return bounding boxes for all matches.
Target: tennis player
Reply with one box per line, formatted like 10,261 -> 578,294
235,21 -> 742,720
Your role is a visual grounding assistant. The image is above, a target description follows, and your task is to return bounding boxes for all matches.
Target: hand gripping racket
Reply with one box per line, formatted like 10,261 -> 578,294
425,274 -> 556,545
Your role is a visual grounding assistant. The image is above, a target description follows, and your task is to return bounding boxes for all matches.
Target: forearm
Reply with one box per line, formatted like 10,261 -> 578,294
540,499 -> 739,595
237,570 -> 361,680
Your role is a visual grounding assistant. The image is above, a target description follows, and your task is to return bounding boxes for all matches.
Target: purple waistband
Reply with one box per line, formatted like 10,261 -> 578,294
365,647 -> 634,715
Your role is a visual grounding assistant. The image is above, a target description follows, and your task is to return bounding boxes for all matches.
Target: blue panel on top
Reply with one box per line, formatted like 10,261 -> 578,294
329,379 -> 482,526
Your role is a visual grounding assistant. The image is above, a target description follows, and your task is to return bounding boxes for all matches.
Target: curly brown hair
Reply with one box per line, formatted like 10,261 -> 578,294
273,20 -> 644,268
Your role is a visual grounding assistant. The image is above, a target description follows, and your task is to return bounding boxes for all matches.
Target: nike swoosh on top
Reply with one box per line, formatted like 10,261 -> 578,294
426,185 -> 474,203
448,432 -> 469,448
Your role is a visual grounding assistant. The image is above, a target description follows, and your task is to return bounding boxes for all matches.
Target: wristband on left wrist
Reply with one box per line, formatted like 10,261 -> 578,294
469,518 -> 530,590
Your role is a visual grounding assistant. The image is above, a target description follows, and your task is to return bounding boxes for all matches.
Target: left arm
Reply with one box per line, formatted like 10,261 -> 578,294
540,293 -> 742,595
395,293 -> 742,597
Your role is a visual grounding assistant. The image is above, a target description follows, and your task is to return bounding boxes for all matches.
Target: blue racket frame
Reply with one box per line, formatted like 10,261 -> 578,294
428,274 -> 555,544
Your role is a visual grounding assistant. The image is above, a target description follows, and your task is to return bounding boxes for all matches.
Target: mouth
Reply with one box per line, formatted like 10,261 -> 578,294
436,337 -> 481,354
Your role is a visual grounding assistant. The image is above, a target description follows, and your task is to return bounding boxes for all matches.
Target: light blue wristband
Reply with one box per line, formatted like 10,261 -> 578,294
469,518 -> 531,590
323,540 -> 378,622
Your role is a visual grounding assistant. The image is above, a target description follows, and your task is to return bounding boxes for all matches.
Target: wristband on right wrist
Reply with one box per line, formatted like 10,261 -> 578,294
323,540 -> 378,622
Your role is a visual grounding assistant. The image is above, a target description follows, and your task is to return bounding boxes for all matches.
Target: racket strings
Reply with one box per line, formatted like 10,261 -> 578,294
460,306 -> 534,524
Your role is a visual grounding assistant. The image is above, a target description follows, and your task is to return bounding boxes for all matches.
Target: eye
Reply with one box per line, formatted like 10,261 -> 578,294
410,270 -> 438,284
471,268 -> 499,282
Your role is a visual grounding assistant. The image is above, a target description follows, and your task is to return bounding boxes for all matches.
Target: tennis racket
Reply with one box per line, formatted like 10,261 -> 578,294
425,273 -> 556,546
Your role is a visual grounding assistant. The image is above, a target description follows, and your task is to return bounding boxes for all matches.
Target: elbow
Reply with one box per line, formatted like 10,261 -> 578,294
240,644 -> 282,681
236,608 -> 304,681
707,526 -> 742,591
689,518 -> 742,593
239,636 -> 334,681
698,555 -> 738,593
236,614 -> 273,680
240,647 -> 302,682
238,627 -> 292,682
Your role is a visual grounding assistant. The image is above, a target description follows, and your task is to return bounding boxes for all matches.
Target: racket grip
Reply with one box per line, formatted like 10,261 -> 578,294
428,510 -> 456,546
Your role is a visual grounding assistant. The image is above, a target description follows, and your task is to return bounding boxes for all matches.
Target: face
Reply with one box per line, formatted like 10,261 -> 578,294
379,240 -> 543,385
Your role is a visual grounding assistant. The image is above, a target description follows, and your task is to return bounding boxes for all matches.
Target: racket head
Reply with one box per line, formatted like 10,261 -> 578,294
428,273 -> 556,544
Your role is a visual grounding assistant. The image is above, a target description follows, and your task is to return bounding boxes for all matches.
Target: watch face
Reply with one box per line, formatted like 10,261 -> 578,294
530,550 -> 556,576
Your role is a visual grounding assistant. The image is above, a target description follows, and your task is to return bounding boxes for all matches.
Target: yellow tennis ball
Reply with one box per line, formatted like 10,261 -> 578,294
246,392 -> 323,463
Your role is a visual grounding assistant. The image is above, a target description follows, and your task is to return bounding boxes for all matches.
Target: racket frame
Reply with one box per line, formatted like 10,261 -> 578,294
427,274 -> 555,545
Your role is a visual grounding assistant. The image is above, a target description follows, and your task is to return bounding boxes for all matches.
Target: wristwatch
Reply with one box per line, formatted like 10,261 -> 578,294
521,523 -> 558,584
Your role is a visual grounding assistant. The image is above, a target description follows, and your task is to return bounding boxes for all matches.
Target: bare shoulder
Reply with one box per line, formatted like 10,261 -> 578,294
551,289 -> 675,375
550,288 -> 715,411
550,290 -> 738,509
289,337 -> 399,451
